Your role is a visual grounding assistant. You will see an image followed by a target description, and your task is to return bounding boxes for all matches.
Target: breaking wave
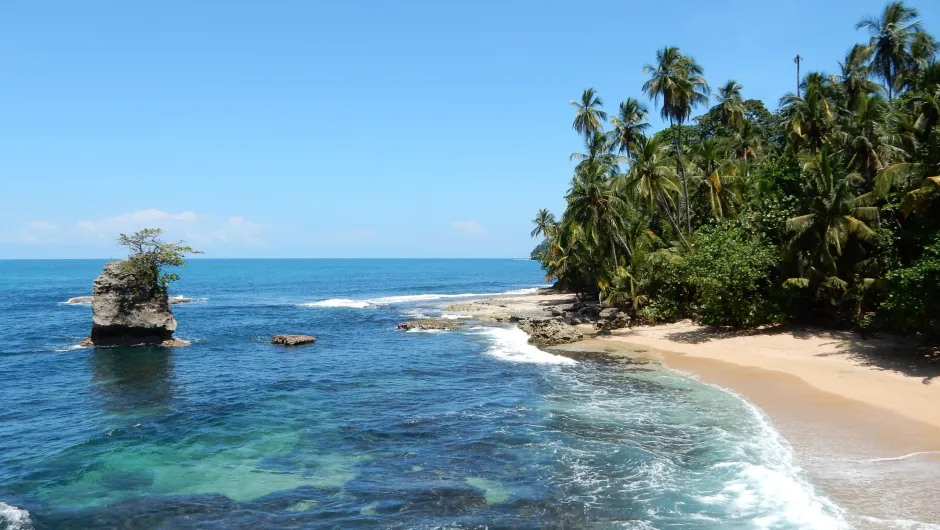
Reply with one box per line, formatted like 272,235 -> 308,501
473,326 -> 577,365
0,503 -> 32,530
301,287 -> 541,309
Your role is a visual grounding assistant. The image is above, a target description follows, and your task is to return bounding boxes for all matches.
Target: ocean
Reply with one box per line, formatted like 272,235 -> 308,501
0,259 -> 848,529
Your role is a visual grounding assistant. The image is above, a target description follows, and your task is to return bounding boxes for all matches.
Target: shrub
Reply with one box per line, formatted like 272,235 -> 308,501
118,228 -> 202,294
684,222 -> 780,327
875,234 -> 940,334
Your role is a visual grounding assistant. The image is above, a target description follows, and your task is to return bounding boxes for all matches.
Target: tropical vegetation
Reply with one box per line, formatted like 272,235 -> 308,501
531,2 -> 939,337
118,228 -> 202,294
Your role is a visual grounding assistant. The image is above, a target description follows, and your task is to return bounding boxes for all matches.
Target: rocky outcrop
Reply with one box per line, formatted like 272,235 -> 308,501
397,319 -> 465,331
594,308 -> 631,331
516,317 -> 583,347
272,334 -> 317,346
89,261 -> 178,346
168,296 -> 194,305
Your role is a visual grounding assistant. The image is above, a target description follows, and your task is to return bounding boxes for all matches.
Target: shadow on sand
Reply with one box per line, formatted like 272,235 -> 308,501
659,324 -> 940,384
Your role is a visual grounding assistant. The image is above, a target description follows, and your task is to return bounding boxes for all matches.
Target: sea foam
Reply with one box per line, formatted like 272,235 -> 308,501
301,287 -> 542,309
700,383 -> 850,529
0,503 -> 32,530
474,326 -> 577,366
60,295 -> 204,306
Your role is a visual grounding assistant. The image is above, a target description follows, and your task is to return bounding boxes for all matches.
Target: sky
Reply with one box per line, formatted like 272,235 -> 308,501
1,0 -> 938,259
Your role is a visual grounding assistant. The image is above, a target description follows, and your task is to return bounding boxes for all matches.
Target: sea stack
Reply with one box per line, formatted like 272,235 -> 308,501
88,260 -> 180,346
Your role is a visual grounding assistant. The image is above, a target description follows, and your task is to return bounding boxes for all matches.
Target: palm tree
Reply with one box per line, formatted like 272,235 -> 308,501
785,147 -> 880,298
731,118 -> 764,163
691,138 -> 739,219
714,80 -> 746,127
570,131 -> 621,174
623,135 -> 688,248
642,46 -> 710,235
779,72 -> 839,153
839,93 -> 899,184
838,44 -> 882,112
566,160 -> 628,271
857,1 -> 923,100
606,98 -> 650,159
531,209 -> 557,238
570,88 -> 607,140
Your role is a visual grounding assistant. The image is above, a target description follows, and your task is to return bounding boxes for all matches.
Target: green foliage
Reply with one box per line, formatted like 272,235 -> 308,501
684,223 -> 779,327
874,233 -> 940,332
118,228 -> 203,294
530,239 -> 550,260
533,3 -> 939,334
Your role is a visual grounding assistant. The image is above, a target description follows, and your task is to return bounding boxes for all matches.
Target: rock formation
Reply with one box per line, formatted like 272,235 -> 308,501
272,334 -> 317,346
594,308 -> 631,331
397,319 -> 465,331
515,317 -> 583,347
88,261 -> 181,346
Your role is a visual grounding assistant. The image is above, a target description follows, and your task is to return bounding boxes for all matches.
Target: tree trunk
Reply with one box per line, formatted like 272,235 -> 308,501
656,189 -> 692,251
673,123 -> 692,237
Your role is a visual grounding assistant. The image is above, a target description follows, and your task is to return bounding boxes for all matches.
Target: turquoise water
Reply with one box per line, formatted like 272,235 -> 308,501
0,259 -> 847,528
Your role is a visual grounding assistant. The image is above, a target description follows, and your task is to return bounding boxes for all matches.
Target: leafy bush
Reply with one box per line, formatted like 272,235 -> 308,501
684,223 -> 779,327
530,239 -> 550,260
118,228 -> 202,294
874,234 -> 940,333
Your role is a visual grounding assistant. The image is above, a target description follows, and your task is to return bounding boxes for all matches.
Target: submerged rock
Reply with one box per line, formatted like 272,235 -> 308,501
89,261 -> 178,346
272,334 -> 317,346
168,296 -> 194,305
397,319 -> 465,331
516,317 -> 583,347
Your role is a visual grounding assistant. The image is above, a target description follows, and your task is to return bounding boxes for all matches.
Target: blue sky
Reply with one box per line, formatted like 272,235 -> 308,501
1,0 -> 937,258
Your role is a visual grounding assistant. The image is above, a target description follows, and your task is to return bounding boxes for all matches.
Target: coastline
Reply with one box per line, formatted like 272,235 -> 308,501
449,292 -> 940,528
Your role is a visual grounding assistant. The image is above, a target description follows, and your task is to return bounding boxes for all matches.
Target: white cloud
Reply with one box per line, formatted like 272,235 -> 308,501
452,219 -> 485,236
215,216 -> 265,246
0,209 -> 266,247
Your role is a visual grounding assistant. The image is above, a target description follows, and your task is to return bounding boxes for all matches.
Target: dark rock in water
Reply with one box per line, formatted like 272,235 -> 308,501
272,334 -> 317,346
516,317 -> 583,347
168,296 -> 193,305
397,320 -> 464,331
89,261 -> 178,346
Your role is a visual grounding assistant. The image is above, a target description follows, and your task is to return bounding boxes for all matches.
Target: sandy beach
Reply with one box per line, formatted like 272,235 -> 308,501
450,292 -> 940,528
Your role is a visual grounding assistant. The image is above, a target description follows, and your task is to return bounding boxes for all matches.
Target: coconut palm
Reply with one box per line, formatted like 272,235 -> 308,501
570,131 -> 621,174
531,209 -> 557,239
570,88 -> 607,140
566,160 -> 628,271
714,80 -> 746,127
642,46 -> 710,234
606,98 -> 650,159
839,93 -> 899,184
857,1 -> 923,99
779,72 -> 839,153
691,138 -> 739,219
622,135 -> 689,248
731,118 -> 764,163
838,44 -> 882,112
785,147 -> 879,298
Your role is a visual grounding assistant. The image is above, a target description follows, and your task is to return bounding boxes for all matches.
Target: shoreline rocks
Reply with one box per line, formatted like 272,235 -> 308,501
77,337 -> 190,348
515,317 -> 583,347
397,320 -> 465,331
272,334 -> 317,346
89,261 -> 179,347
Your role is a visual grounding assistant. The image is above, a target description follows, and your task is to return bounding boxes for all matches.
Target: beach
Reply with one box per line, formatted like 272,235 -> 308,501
451,292 -> 940,528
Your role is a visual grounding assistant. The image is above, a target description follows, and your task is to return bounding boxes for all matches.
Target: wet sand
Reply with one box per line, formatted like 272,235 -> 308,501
455,294 -> 940,528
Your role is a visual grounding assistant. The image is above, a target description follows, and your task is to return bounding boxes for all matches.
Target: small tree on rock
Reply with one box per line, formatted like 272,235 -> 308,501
117,228 -> 202,294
